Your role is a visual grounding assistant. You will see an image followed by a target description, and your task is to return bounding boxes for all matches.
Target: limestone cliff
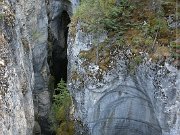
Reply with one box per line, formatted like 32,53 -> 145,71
0,0 -> 179,135
0,0 -> 76,134
68,30 -> 180,135
68,0 -> 180,135
0,0 -> 49,134
0,0 -> 38,134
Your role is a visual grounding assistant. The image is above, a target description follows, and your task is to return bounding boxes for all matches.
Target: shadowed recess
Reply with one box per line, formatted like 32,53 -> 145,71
42,10 -> 71,135
52,10 -> 70,85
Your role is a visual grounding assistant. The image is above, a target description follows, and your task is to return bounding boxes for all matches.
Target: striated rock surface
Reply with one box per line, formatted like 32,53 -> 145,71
0,0 -> 76,134
0,0 -> 35,134
0,0 -> 49,134
67,0 -> 180,134
68,24 -> 180,135
0,0 -> 179,135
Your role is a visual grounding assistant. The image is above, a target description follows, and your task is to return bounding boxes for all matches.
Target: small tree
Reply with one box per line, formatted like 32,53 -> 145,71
50,79 -> 74,135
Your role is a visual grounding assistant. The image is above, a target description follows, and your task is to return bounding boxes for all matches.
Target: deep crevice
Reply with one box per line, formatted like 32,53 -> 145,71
49,10 -> 71,86
41,10 -> 71,135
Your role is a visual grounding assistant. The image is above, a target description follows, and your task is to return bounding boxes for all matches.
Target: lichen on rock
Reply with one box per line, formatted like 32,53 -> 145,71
67,0 -> 180,135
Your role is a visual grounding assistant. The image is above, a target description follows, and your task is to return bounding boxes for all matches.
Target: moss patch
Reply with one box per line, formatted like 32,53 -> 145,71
70,0 -> 179,73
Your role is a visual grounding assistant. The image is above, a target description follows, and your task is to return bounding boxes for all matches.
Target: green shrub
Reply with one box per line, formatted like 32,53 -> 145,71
74,0 -> 131,33
50,79 -> 75,135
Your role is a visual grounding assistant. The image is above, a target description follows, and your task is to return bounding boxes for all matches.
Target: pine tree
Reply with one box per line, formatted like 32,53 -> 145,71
51,79 -> 74,135
53,79 -> 70,106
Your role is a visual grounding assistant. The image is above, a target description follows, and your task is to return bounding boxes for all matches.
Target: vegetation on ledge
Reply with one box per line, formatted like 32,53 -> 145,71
70,0 -> 179,74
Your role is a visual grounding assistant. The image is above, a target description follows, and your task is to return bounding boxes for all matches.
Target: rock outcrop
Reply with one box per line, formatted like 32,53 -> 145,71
0,0 -> 76,134
67,4 -> 180,133
0,0 -> 49,134
0,0 -> 36,134
0,0 -> 179,135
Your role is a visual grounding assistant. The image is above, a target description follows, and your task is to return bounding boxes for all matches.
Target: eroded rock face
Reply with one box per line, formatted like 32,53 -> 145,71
68,25 -> 180,135
0,0 -> 36,134
0,0 -> 75,134
0,0 -> 77,134
47,0 -> 72,84
0,0 -> 49,134
0,0 -> 179,135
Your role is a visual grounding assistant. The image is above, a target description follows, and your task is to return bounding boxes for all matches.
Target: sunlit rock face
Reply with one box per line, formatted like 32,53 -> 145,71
87,78 -> 162,135
0,0 -> 38,134
68,24 -> 180,135
0,0 -> 179,135
0,0 -> 49,134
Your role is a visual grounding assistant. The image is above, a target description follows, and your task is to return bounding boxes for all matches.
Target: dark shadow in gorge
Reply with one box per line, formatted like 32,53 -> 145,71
40,10 -> 71,135
51,10 -> 70,85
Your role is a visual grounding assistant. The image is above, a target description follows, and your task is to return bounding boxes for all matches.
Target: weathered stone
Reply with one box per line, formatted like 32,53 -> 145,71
68,22 -> 180,135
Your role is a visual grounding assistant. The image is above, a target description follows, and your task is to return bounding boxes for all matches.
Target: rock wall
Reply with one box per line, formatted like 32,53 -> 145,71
0,0 -> 76,134
16,0 -> 49,134
67,23 -> 180,135
0,0 -> 36,134
0,0 -> 179,135
0,0 -> 49,134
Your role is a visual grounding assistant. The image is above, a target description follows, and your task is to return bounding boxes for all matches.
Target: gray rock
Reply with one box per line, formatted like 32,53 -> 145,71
68,23 -> 180,135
